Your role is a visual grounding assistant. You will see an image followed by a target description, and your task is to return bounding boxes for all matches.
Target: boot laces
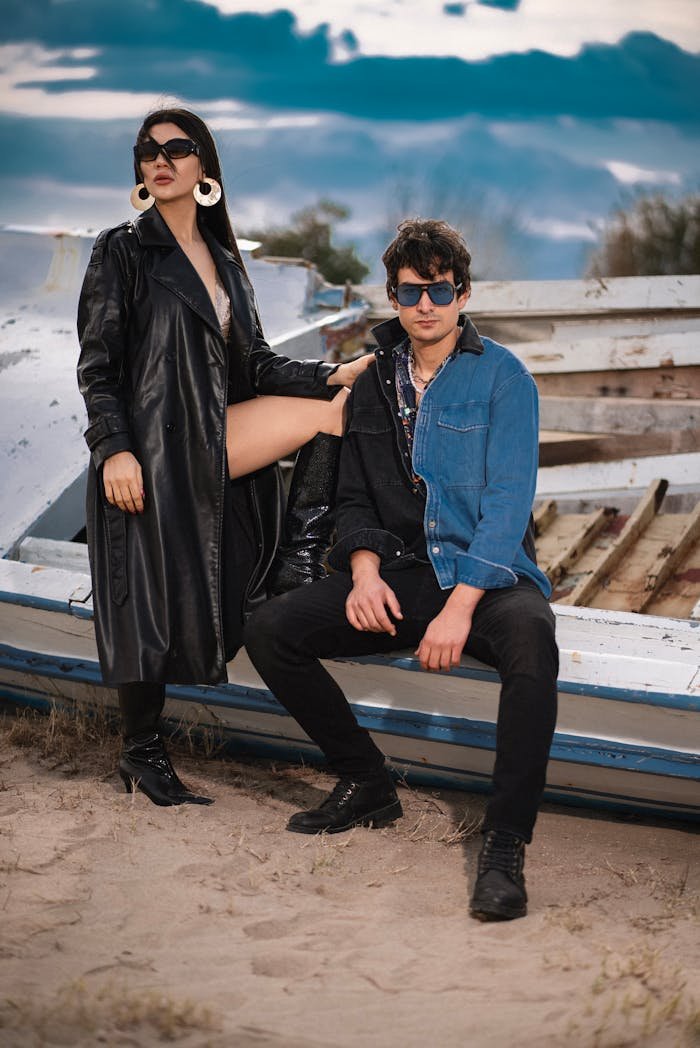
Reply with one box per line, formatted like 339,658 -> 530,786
321,779 -> 360,812
479,830 -> 524,879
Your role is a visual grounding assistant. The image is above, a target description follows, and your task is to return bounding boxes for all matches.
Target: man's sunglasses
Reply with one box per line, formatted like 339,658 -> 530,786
392,281 -> 463,307
133,138 -> 200,163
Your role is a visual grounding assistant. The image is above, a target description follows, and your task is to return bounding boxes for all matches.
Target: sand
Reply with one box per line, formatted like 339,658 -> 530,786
0,706 -> 698,1048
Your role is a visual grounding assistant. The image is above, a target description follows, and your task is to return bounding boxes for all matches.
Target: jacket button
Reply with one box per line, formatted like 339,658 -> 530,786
395,550 -> 401,556
429,520 -> 436,528
386,379 -> 391,385
165,423 -> 175,432
432,545 -> 440,554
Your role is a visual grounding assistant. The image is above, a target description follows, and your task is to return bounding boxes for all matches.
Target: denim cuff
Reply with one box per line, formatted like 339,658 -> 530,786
328,528 -> 406,571
454,552 -> 517,590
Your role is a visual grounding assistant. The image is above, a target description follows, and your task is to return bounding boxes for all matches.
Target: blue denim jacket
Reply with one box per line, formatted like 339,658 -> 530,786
329,315 -> 551,598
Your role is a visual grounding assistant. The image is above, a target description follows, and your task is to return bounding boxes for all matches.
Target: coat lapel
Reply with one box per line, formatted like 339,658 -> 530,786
203,228 -> 257,351
134,208 -> 222,337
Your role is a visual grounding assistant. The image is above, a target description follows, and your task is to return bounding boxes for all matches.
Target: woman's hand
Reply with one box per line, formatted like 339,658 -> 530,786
327,352 -> 376,389
102,451 -> 145,514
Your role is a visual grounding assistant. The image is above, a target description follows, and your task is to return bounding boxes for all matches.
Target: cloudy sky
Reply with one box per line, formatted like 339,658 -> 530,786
2,0 -> 699,278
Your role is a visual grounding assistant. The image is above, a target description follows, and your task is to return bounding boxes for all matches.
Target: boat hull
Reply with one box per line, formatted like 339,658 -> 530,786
1,560 -> 697,822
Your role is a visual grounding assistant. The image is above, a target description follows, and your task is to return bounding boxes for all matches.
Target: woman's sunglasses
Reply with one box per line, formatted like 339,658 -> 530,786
393,281 -> 463,307
133,138 -> 200,163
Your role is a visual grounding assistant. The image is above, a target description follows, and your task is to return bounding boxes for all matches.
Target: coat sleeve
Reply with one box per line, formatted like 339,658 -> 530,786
453,369 -> 540,590
247,315 -> 343,401
326,388 -> 405,571
76,228 -> 135,470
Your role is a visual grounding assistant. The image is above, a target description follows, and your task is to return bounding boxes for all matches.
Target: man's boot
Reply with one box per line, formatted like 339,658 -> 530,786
470,829 -> 528,921
287,770 -> 403,834
269,432 -> 341,595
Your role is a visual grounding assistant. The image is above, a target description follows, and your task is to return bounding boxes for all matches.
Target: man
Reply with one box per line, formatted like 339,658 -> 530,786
244,219 -> 558,921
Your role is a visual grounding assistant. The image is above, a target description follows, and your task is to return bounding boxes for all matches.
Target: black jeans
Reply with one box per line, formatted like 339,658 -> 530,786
244,564 -> 558,842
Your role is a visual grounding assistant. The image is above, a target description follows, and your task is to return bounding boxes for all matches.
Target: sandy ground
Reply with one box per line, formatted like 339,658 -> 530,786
0,706 -> 698,1048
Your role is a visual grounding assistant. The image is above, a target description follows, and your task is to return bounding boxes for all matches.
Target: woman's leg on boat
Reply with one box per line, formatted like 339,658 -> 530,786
227,394 -> 347,592
226,392 -> 347,479
117,682 -> 213,808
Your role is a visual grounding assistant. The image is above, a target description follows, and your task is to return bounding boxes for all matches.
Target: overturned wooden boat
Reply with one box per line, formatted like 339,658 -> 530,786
1,478 -> 698,823
1,255 -> 698,822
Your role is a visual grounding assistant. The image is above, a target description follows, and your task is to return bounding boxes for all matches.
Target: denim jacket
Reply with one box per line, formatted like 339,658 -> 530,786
328,315 -> 551,598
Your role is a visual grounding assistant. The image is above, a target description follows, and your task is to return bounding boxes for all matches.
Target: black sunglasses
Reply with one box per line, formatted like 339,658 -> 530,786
393,281 -> 463,307
133,137 -> 200,163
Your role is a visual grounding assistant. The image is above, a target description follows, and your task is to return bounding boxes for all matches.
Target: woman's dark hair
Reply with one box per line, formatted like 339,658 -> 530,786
134,107 -> 246,270
382,218 -> 472,299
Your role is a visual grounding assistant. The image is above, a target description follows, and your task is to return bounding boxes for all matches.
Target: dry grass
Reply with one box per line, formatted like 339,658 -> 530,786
2,701 -> 119,777
0,980 -> 222,1046
566,944 -> 700,1048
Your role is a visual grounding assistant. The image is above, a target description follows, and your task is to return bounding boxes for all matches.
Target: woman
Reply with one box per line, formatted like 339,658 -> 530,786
77,108 -> 371,807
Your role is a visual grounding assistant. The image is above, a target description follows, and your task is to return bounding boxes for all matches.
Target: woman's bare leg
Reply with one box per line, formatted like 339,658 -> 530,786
226,391 -> 348,479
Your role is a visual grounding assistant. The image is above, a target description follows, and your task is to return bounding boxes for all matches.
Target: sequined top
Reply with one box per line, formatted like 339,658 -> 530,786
214,273 -> 231,339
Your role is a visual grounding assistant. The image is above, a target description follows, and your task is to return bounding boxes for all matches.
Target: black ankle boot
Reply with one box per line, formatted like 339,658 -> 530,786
287,771 -> 403,834
119,732 -> 213,807
470,829 -> 527,921
269,432 -> 341,595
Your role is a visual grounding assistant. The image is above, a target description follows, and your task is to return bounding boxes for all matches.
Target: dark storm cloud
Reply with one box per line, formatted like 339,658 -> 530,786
5,0 -> 700,122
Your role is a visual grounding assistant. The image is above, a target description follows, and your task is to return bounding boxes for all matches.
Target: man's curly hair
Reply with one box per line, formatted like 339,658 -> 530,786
382,219 -> 472,300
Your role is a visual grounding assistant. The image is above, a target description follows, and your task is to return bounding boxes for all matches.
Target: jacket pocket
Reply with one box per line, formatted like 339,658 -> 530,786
102,500 -> 128,606
436,402 -> 489,488
348,407 -> 392,435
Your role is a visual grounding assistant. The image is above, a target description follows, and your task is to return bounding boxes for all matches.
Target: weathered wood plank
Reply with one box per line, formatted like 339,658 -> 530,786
637,504 -> 700,614
561,479 -> 668,607
538,431 -> 608,467
540,428 -> 700,468
355,275 -> 700,317
535,366 -> 700,400
18,536 -> 90,573
537,452 -> 700,497
544,508 -> 612,585
511,332 -> 698,375
540,396 -> 700,434
533,499 -> 557,537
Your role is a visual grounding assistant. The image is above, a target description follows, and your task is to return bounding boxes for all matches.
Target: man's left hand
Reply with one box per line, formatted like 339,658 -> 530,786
328,353 -> 375,389
415,583 -> 485,672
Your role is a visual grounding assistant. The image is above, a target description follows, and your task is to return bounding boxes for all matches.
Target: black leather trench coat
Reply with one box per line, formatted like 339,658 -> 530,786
77,206 -> 338,686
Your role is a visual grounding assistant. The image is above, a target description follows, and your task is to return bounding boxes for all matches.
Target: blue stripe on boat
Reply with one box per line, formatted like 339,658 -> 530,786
1,644 -> 698,791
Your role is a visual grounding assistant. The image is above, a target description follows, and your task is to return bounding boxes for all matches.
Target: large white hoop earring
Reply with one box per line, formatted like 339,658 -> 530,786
130,183 -> 154,212
193,177 -> 221,207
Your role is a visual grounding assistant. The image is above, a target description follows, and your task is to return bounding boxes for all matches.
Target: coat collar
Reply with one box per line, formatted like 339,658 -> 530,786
131,207 -> 250,340
371,312 -> 484,356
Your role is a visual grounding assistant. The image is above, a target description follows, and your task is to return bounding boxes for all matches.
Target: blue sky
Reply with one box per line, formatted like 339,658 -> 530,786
2,0 -> 699,278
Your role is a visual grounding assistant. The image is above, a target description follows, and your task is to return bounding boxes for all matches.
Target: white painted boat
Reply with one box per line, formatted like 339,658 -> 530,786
0,538 -> 697,823
0,225 -> 367,559
2,255 -> 698,822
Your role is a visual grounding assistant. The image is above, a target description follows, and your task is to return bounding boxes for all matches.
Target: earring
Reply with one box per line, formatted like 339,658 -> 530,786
130,183 -> 154,212
193,177 -> 222,207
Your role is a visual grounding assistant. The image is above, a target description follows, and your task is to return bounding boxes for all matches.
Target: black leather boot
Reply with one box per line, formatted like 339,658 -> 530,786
119,732 -> 213,807
287,770 -> 403,834
470,829 -> 527,921
269,432 -> 341,595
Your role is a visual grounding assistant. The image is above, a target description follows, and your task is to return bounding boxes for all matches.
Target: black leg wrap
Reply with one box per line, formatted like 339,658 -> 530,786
268,432 -> 341,595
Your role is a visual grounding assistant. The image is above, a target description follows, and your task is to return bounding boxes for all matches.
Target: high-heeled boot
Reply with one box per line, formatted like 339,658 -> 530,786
269,432 -> 341,595
119,732 -> 214,806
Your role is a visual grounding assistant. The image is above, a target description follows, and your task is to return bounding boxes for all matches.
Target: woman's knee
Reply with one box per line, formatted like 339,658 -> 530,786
321,387 -> 349,437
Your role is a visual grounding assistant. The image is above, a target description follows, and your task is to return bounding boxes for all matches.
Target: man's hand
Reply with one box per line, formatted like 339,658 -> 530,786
416,584 -> 485,672
102,450 -> 144,514
346,550 -> 403,635
328,353 -> 376,389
